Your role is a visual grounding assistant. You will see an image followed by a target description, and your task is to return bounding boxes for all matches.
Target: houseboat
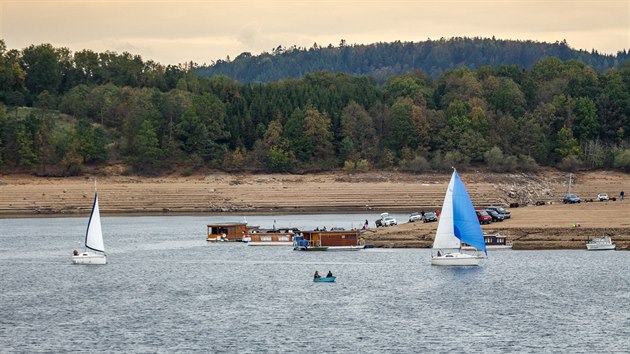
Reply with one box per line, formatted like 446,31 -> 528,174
248,227 -> 300,246
207,222 -> 250,242
293,229 -> 365,251
462,233 -> 512,250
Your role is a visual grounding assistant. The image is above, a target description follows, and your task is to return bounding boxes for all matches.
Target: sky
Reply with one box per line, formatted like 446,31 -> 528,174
0,0 -> 628,66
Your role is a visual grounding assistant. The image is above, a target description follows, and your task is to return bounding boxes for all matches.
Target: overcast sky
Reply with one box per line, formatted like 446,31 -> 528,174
1,0 -> 628,65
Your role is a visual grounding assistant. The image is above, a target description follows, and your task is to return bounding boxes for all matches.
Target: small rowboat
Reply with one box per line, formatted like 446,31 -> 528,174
313,276 -> 336,282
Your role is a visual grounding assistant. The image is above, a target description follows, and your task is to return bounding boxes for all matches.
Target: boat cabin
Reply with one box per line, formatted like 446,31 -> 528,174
484,233 -> 510,246
462,233 -> 512,250
207,222 -> 249,242
296,229 -> 363,248
248,227 -> 300,245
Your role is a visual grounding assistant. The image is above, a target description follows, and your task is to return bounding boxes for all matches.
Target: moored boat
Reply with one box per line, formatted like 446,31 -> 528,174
207,222 -> 250,242
462,233 -> 512,251
293,230 -> 365,251
586,236 -> 616,250
248,227 -> 299,246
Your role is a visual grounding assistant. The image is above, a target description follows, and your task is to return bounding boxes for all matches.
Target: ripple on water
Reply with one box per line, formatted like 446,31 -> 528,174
1,217 -> 629,352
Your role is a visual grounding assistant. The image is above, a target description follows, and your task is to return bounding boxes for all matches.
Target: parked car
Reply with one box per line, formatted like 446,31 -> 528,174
382,216 -> 397,226
423,211 -> 438,223
485,209 -> 505,222
375,212 -> 387,227
408,212 -> 422,222
563,194 -> 581,204
597,193 -> 609,201
486,206 -> 511,219
476,210 -> 492,224
375,213 -> 397,227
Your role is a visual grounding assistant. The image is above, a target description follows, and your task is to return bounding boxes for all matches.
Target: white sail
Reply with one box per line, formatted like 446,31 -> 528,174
85,192 -> 105,253
432,171 -> 461,249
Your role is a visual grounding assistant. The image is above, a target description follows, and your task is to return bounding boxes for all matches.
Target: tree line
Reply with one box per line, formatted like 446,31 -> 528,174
197,37 -> 630,84
0,39 -> 629,176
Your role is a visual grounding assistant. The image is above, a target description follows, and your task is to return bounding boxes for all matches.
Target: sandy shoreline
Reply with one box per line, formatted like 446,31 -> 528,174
2,171 -> 629,249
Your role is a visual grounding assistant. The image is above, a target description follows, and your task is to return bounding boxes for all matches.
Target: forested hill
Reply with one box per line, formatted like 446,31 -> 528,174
2,38 -> 630,177
197,37 -> 630,83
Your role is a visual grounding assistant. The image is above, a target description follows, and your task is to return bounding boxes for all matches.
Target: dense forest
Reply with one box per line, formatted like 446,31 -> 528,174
197,37 -> 630,83
0,38 -> 630,176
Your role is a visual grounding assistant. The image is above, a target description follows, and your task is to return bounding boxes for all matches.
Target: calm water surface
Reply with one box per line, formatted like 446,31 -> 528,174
1,215 -> 629,353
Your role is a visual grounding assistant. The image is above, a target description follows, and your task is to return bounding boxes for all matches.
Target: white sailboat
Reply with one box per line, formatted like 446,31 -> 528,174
71,191 -> 107,265
431,169 -> 487,266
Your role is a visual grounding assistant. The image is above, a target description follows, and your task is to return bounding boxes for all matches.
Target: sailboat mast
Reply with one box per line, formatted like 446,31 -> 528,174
86,179 -> 96,252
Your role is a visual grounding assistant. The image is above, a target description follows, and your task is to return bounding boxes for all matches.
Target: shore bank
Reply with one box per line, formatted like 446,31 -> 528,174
365,221 -> 630,250
1,171 -> 629,249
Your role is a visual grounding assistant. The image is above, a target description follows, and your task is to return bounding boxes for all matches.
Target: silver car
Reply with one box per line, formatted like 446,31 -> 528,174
409,212 -> 422,222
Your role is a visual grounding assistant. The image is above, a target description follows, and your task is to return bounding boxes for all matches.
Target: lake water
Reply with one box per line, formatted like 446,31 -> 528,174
1,215 -> 629,353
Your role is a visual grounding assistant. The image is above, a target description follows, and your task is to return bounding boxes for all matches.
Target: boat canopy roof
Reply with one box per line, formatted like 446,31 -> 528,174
207,222 -> 248,227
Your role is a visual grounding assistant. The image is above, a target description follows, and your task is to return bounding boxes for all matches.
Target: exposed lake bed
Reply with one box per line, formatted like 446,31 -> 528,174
2,171 -> 630,249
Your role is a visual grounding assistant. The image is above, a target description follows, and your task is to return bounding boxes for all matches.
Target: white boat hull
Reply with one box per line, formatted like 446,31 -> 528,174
248,241 -> 293,246
325,245 -> 365,251
72,252 -> 107,265
462,245 -> 512,251
586,243 -> 616,250
431,252 -> 483,266
586,236 -> 616,250
207,237 -> 228,242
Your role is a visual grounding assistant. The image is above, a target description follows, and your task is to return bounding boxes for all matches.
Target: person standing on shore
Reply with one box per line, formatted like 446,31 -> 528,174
621,191 -> 625,201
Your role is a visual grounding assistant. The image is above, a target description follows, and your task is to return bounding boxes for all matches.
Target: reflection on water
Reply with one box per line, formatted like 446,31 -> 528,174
0,216 -> 629,352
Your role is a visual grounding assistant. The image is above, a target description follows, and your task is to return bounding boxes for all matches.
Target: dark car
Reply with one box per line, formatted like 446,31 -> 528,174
563,194 -> 581,204
486,206 -> 511,219
485,209 -> 505,222
423,211 -> 438,223
476,210 -> 492,224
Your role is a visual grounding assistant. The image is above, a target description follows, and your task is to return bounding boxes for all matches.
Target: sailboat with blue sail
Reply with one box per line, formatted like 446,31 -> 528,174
431,169 -> 487,266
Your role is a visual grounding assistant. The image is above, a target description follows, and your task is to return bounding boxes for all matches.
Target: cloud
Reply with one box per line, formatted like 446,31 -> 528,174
238,23 -> 263,49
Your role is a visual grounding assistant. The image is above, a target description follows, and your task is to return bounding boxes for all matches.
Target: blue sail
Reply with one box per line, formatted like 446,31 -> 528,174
452,171 -> 487,255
